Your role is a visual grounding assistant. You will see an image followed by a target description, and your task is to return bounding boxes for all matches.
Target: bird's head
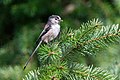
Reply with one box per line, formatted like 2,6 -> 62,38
48,15 -> 63,24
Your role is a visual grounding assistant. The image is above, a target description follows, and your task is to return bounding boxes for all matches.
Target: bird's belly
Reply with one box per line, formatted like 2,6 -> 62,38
49,28 -> 60,41
42,25 -> 60,43
50,25 -> 60,41
53,28 -> 60,37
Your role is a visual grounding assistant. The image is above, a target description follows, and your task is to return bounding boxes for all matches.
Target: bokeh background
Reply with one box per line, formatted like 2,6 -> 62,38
0,0 -> 120,80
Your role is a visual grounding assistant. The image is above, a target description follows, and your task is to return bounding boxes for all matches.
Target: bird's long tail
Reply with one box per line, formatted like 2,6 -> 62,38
23,40 -> 42,70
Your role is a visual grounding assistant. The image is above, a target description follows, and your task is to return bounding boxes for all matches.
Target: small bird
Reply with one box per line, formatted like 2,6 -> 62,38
23,15 -> 63,70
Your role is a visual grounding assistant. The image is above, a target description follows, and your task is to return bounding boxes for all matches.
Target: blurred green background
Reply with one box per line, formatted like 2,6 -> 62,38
0,0 -> 120,80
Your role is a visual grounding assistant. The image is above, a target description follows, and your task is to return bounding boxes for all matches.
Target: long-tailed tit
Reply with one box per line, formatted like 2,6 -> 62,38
23,15 -> 63,70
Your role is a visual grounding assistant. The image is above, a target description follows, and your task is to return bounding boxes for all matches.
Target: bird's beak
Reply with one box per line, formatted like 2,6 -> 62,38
60,19 -> 63,22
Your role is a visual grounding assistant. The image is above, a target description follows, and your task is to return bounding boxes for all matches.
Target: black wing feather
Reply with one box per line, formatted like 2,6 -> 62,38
36,25 -> 51,45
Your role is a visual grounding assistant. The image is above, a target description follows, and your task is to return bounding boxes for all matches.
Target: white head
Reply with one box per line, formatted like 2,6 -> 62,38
48,15 -> 63,24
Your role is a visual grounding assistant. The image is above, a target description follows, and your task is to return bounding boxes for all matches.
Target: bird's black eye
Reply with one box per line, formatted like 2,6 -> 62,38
55,18 -> 58,20
57,16 -> 59,19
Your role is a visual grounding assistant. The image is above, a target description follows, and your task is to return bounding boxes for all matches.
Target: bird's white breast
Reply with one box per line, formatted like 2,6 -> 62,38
51,24 -> 60,38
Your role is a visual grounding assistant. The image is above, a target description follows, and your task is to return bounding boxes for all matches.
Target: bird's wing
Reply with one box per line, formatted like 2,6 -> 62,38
36,24 -> 51,44
23,24 -> 51,70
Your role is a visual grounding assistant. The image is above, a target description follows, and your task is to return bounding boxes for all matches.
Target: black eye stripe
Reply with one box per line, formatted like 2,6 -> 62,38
56,16 -> 59,19
49,15 -> 61,20
55,16 -> 59,19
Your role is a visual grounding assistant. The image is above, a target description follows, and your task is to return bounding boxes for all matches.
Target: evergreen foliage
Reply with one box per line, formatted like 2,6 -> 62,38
23,19 -> 120,80
0,66 -> 23,80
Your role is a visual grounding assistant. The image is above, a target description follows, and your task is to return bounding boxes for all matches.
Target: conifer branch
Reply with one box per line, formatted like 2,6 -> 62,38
23,19 -> 119,80
81,30 -> 120,46
23,64 -> 116,80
